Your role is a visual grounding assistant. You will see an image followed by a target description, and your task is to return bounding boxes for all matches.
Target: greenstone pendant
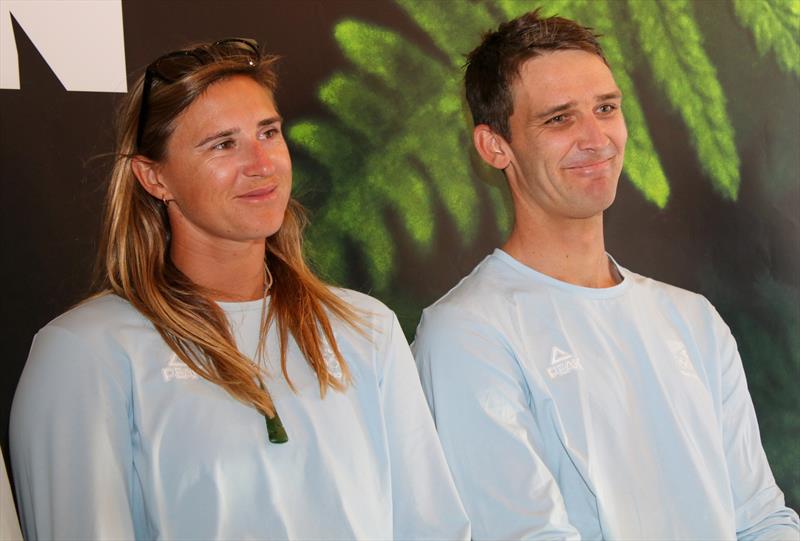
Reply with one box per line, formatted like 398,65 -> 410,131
265,411 -> 289,444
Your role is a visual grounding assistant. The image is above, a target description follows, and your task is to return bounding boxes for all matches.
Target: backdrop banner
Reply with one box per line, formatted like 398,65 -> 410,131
1,0 -> 797,507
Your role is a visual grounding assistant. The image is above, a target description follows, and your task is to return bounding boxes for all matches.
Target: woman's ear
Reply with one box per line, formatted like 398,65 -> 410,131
473,124 -> 512,171
131,156 -> 171,201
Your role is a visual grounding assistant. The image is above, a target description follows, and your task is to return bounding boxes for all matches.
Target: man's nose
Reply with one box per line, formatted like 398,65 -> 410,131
577,115 -> 609,150
244,140 -> 276,177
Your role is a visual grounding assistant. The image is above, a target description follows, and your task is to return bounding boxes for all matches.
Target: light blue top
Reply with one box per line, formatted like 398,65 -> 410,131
11,289 -> 470,540
1,447 -> 22,541
414,249 -> 798,540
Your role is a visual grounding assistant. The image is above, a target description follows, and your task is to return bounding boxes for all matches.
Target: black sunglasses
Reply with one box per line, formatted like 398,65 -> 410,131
135,38 -> 260,151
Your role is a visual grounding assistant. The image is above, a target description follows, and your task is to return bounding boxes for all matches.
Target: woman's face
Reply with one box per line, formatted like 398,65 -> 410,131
150,75 -> 292,251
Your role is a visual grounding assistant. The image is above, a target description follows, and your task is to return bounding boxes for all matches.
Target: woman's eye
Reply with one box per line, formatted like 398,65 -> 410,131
262,127 -> 280,139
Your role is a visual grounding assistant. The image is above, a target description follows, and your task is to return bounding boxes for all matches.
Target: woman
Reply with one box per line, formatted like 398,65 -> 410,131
10,38 -> 469,540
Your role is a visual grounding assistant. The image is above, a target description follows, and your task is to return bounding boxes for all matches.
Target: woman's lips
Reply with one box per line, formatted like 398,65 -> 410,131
237,185 -> 278,201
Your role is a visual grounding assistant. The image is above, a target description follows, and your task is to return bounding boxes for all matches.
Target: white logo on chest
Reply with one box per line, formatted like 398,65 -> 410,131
546,347 -> 584,379
669,341 -> 699,379
322,334 -> 343,380
162,355 -> 199,382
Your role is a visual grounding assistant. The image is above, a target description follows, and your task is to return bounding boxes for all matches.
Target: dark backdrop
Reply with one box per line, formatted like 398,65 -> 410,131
2,0 -> 798,508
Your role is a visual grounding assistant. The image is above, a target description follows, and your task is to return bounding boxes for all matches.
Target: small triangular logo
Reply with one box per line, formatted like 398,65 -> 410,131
550,347 -> 572,365
167,354 -> 185,367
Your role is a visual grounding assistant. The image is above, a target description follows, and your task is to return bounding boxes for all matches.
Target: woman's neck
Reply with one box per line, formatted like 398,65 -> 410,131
170,236 -> 267,301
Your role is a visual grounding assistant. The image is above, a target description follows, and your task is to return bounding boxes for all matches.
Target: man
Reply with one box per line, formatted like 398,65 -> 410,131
413,10 -> 799,540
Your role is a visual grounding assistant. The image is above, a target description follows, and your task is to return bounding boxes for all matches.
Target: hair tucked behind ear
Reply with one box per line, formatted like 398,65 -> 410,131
93,44 -> 362,418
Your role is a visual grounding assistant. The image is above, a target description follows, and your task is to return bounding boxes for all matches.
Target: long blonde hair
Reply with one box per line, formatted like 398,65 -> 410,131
96,42 -> 360,418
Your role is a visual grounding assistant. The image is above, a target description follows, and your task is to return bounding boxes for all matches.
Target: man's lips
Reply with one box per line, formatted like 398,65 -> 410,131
562,156 -> 615,174
563,156 -> 614,170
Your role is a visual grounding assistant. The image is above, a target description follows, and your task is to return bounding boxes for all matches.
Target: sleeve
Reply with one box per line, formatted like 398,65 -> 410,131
377,312 -> 471,540
10,324 -> 138,540
413,307 -> 581,540
711,311 -> 800,540
1,447 -> 23,541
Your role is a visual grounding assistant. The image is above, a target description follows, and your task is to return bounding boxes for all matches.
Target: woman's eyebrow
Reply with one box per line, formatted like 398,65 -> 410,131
195,128 -> 239,148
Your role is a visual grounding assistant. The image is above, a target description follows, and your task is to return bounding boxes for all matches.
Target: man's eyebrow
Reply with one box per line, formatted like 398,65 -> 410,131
195,128 -> 240,148
534,101 -> 577,121
533,92 -> 623,121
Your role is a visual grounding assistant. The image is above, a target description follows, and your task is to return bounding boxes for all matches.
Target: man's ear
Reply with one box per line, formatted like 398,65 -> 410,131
473,124 -> 511,171
131,156 -> 171,201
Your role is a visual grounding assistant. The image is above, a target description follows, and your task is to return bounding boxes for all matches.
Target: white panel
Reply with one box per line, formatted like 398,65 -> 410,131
0,0 -> 126,92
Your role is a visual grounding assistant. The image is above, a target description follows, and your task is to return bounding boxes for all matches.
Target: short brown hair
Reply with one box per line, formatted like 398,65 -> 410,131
464,9 -> 606,141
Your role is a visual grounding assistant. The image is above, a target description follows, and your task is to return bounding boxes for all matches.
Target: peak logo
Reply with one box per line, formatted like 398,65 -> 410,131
546,347 -> 583,379
0,0 -> 126,92
162,355 -> 199,382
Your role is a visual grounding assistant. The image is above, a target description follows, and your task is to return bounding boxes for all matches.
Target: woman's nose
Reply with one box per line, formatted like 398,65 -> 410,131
243,141 -> 276,177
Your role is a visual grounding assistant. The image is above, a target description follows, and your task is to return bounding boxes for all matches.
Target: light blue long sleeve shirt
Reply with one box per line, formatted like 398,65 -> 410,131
1,447 -> 22,541
11,290 -> 470,540
414,249 -> 798,540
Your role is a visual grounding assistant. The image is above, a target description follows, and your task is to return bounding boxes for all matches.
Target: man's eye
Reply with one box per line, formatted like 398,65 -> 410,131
598,104 -> 618,114
546,114 -> 568,125
212,140 -> 235,150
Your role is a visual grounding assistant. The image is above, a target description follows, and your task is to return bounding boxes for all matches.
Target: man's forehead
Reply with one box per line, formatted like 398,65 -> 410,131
511,50 -> 619,102
516,49 -> 612,79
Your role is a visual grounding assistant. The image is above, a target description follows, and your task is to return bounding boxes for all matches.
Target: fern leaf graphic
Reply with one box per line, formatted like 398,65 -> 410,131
732,0 -> 800,78
290,19 -> 511,290
394,0 -> 495,64
497,0 -> 576,19
290,120 -> 395,287
629,0 -> 740,199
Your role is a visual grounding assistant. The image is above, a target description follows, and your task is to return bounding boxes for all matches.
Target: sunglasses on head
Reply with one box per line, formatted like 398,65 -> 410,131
136,38 -> 260,151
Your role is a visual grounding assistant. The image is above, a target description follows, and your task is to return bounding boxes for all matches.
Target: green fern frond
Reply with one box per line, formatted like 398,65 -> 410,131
394,0 -> 513,232
291,20 -> 507,291
498,0 -> 578,19
629,0 -> 740,200
311,185 -> 395,289
288,120 -> 363,177
334,20 -> 447,96
319,74 -> 398,140
362,143 -> 435,247
395,0 -> 496,65
733,0 -> 800,77
334,21 -> 401,83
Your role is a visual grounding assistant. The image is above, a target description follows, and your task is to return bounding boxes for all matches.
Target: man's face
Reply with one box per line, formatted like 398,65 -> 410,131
503,49 -> 627,222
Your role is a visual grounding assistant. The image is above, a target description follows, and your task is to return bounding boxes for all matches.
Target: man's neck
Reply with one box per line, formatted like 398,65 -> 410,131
502,213 -> 619,288
170,236 -> 267,302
